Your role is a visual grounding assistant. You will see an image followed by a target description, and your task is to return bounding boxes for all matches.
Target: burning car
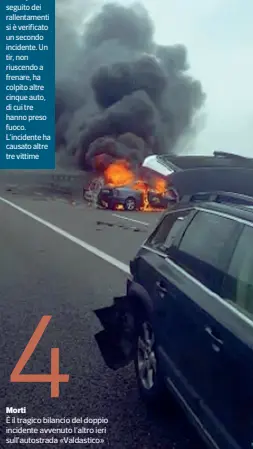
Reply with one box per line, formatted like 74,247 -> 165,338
84,151 -> 253,211
85,158 -> 178,211
97,182 -> 177,211
97,184 -> 142,211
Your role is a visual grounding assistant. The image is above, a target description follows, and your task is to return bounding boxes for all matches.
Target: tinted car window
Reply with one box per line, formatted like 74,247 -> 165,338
147,209 -> 192,252
176,211 -> 239,293
216,194 -> 253,206
222,225 -> 253,318
190,192 -> 212,202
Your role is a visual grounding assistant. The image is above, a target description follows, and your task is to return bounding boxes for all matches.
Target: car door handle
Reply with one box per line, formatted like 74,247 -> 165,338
155,281 -> 168,294
205,326 -> 223,345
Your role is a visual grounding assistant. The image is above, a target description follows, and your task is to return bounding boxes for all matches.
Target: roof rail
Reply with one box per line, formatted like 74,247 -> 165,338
180,191 -> 253,206
213,151 -> 248,159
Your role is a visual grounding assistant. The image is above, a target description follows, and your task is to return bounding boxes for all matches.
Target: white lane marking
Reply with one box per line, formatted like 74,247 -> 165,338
112,213 -> 150,226
0,196 -> 130,275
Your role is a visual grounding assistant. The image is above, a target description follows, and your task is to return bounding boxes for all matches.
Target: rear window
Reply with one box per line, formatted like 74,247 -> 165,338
176,211 -> 240,293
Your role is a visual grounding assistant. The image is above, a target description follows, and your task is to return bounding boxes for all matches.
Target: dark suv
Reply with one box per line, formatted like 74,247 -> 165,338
95,195 -> 253,449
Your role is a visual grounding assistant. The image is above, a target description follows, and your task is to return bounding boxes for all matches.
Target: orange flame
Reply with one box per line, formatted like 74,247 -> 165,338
154,178 -> 167,193
104,160 -> 134,187
98,158 -> 168,212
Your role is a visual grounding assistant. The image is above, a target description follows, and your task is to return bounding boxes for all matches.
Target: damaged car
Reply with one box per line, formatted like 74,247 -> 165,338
97,182 -> 178,211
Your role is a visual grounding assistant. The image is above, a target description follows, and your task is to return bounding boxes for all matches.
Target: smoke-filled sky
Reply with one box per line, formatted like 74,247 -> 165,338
144,0 -> 253,156
56,0 -> 253,169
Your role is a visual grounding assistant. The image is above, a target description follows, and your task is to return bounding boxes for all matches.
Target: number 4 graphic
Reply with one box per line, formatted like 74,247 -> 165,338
10,316 -> 69,397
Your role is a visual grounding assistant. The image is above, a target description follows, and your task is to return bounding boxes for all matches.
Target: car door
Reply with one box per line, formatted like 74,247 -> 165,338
158,210 -> 243,449
135,207 -> 195,305
204,224 -> 253,449
136,207 -> 207,418
94,207 -> 193,372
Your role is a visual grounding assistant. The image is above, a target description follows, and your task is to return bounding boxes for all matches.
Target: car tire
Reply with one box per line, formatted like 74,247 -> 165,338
124,197 -> 136,211
134,314 -> 167,405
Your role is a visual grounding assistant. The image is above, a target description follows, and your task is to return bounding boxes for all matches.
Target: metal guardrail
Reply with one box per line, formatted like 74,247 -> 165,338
50,174 -> 85,192
0,170 -> 87,197
51,173 -> 85,182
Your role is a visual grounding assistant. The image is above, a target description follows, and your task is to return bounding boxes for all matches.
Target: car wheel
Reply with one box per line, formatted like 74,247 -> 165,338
134,316 -> 167,404
124,197 -> 136,211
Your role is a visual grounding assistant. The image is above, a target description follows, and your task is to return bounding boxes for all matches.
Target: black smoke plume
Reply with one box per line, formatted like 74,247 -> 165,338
56,1 -> 206,171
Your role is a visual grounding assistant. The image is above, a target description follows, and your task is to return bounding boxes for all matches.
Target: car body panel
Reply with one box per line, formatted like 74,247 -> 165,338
158,252 -> 253,449
153,256 -> 242,449
142,154 -> 176,177
97,186 -> 143,210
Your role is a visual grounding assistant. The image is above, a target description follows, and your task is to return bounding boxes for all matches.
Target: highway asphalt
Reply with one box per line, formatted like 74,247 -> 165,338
0,188 -> 203,449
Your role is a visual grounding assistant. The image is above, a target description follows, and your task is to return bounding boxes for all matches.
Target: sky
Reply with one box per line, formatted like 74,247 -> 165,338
57,0 -> 253,157
136,0 -> 253,156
